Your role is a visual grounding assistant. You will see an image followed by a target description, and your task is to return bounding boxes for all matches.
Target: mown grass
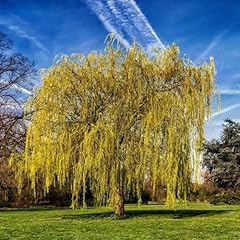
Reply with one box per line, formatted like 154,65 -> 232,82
0,203 -> 240,239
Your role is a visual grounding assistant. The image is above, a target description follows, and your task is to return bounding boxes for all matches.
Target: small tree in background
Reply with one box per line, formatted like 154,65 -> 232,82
10,38 -> 216,217
203,119 -> 240,193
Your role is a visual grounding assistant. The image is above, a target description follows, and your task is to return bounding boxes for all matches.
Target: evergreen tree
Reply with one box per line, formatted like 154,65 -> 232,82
203,119 -> 240,191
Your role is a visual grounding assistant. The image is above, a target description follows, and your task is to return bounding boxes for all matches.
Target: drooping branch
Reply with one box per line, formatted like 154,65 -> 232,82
10,40 -> 217,216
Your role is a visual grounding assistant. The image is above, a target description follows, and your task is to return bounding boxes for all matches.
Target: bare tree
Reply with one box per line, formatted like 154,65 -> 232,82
0,32 -> 35,204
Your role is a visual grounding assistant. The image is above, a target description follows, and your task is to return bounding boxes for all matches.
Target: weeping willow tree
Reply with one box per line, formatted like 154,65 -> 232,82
10,38 -> 217,217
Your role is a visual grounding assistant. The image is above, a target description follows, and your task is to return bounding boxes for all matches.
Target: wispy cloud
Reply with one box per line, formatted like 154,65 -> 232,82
232,73 -> 240,80
195,31 -> 226,63
212,103 -> 240,118
206,119 -> 223,127
220,89 -> 240,95
86,0 -> 165,52
0,17 -> 49,53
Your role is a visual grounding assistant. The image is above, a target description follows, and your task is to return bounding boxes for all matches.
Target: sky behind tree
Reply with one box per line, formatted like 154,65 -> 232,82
0,0 -> 240,139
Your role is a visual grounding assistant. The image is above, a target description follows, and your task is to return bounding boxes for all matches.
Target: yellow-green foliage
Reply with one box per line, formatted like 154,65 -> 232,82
10,39 -> 216,208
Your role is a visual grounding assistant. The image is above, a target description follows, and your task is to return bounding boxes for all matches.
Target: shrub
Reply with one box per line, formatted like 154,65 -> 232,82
209,192 -> 240,205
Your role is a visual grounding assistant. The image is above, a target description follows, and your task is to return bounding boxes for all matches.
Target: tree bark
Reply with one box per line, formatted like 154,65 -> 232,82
115,191 -> 125,217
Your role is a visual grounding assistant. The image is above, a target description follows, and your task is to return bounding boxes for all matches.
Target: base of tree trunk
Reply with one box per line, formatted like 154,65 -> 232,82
115,193 -> 126,218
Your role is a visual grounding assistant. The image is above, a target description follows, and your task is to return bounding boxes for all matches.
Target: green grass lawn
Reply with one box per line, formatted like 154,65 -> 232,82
0,203 -> 240,240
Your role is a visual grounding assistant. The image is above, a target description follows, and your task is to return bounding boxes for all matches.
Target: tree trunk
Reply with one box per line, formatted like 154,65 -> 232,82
4,190 -> 8,202
115,192 -> 125,217
115,158 -> 125,217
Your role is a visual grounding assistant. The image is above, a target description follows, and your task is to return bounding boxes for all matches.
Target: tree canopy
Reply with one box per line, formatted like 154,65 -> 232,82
10,39 -> 216,216
203,119 -> 240,191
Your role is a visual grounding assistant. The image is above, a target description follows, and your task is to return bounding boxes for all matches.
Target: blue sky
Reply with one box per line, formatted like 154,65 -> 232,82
0,0 -> 240,140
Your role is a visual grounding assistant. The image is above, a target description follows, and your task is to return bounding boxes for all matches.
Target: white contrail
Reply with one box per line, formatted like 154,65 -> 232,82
220,89 -> 240,95
194,32 -> 225,63
232,73 -> 240,79
212,103 -> 240,118
13,84 -> 32,95
98,13 -> 131,48
126,0 -> 165,50
194,37 -> 218,64
6,24 -> 49,53
86,0 -> 165,52
0,17 -> 49,53
86,0 -> 131,48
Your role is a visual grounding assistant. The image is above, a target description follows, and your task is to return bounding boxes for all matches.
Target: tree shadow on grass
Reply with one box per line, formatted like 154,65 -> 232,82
62,209 -> 231,220
0,206 -> 67,212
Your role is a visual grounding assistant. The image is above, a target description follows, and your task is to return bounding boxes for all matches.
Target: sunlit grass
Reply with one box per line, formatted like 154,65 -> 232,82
0,203 -> 240,239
